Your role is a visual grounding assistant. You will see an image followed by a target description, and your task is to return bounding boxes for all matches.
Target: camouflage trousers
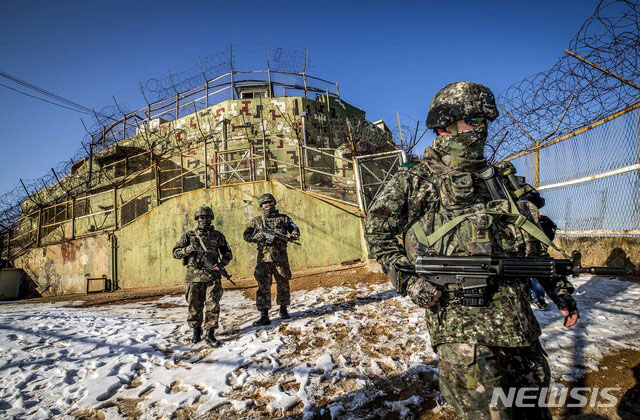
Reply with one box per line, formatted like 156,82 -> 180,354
437,341 -> 552,420
254,261 -> 291,311
185,279 -> 223,330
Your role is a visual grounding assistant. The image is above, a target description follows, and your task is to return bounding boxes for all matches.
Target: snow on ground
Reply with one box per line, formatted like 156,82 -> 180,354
1,273 -> 639,419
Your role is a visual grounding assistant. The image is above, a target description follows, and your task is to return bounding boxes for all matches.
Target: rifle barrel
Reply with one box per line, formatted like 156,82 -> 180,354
574,266 -> 631,275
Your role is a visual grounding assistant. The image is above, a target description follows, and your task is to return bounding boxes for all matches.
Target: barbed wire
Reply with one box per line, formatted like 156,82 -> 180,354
488,0 -> 639,160
0,45 -> 313,231
3,0 -> 637,231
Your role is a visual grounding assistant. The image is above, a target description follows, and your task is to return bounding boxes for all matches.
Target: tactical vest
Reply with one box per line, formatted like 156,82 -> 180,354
405,163 -> 562,259
261,213 -> 291,235
403,161 -> 565,306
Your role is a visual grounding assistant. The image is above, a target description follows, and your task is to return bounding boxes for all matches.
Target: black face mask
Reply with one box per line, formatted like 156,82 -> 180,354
197,217 -> 212,231
262,203 -> 277,216
432,126 -> 488,169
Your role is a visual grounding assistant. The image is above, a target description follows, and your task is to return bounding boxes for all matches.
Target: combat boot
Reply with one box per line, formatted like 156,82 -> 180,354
253,310 -> 271,326
279,305 -> 290,319
204,329 -> 221,347
191,326 -> 202,343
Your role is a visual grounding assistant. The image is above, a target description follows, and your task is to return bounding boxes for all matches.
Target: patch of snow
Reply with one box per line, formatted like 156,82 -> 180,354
1,274 -> 639,419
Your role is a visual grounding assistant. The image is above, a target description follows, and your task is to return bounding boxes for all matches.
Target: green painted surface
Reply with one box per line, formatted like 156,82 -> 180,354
115,180 -> 366,288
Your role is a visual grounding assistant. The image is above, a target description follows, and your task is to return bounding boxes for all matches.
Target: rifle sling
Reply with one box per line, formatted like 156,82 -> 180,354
194,230 -> 209,252
410,209 -> 570,259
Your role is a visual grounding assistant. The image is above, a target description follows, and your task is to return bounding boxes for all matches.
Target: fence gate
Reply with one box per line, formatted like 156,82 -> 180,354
354,150 -> 406,213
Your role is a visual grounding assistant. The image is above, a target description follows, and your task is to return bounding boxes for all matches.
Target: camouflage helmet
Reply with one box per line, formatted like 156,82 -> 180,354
194,205 -> 214,220
258,193 -> 276,206
426,81 -> 499,129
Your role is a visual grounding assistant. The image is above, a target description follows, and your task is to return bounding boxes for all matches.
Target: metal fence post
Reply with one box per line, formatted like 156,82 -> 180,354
113,186 -> 118,230
534,141 -> 540,188
298,144 -> 305,189
71,196 -> 76,240
204,139 -> 209,188
180,152 -> 185,193
36,208 -> 42,247
154,156 -> 161,206
7,229 -> 11,260
353,157 -> 366,214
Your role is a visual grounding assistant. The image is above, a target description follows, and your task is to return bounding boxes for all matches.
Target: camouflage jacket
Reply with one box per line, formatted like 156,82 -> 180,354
243,212 -> 299,263
364,147 -> 575,348
173,227 -> 233,283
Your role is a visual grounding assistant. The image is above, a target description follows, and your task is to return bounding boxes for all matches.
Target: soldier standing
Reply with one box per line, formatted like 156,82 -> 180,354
173,205 -> 233,347
243,193 -> 300,326
365,82 -> 579,419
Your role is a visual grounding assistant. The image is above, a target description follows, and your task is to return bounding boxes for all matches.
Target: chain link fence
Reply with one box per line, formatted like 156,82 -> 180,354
508,102 -> 640,237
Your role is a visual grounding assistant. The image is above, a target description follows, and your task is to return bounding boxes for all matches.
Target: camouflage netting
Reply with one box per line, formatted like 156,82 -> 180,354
488,0 -> 640,161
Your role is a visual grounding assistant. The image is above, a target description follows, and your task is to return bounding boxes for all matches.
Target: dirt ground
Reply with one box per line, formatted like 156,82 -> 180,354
15,262 -> 640,419
551,348 -> 640,420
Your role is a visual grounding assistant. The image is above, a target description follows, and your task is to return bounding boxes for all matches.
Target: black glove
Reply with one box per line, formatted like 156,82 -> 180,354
388,256 -> 414,295
555,294 -> 580,326
555,294 -> 578,314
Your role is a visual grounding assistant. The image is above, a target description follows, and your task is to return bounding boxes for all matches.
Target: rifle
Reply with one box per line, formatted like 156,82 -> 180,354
399,251 -> 630,306
217,265 -> 236,285
191,234 -> 237,285
253,227 -> 301,246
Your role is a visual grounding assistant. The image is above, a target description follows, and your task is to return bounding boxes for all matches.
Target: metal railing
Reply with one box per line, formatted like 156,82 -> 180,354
0,137 -> 370,261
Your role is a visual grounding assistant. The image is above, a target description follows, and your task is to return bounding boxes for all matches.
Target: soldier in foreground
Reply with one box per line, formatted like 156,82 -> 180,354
173,205 -> 233,347
365,82 -> 579,419
243,193 -> 300,326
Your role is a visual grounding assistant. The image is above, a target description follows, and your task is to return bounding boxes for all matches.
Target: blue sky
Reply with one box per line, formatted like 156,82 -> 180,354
0,0 -> 599,197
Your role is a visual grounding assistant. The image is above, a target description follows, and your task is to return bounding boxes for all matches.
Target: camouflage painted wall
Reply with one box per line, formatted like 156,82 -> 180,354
14,233 -> 110,296
115,180 -> 365,289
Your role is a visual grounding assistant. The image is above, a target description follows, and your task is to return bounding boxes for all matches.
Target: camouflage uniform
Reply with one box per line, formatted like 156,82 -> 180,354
365,82 -> 577,419
243,195 -> 299,314
173,219 -> 233,332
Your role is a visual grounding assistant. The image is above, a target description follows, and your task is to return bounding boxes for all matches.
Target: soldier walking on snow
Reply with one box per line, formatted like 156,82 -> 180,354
173,205 -> 233,347
243,193 -> 300,326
